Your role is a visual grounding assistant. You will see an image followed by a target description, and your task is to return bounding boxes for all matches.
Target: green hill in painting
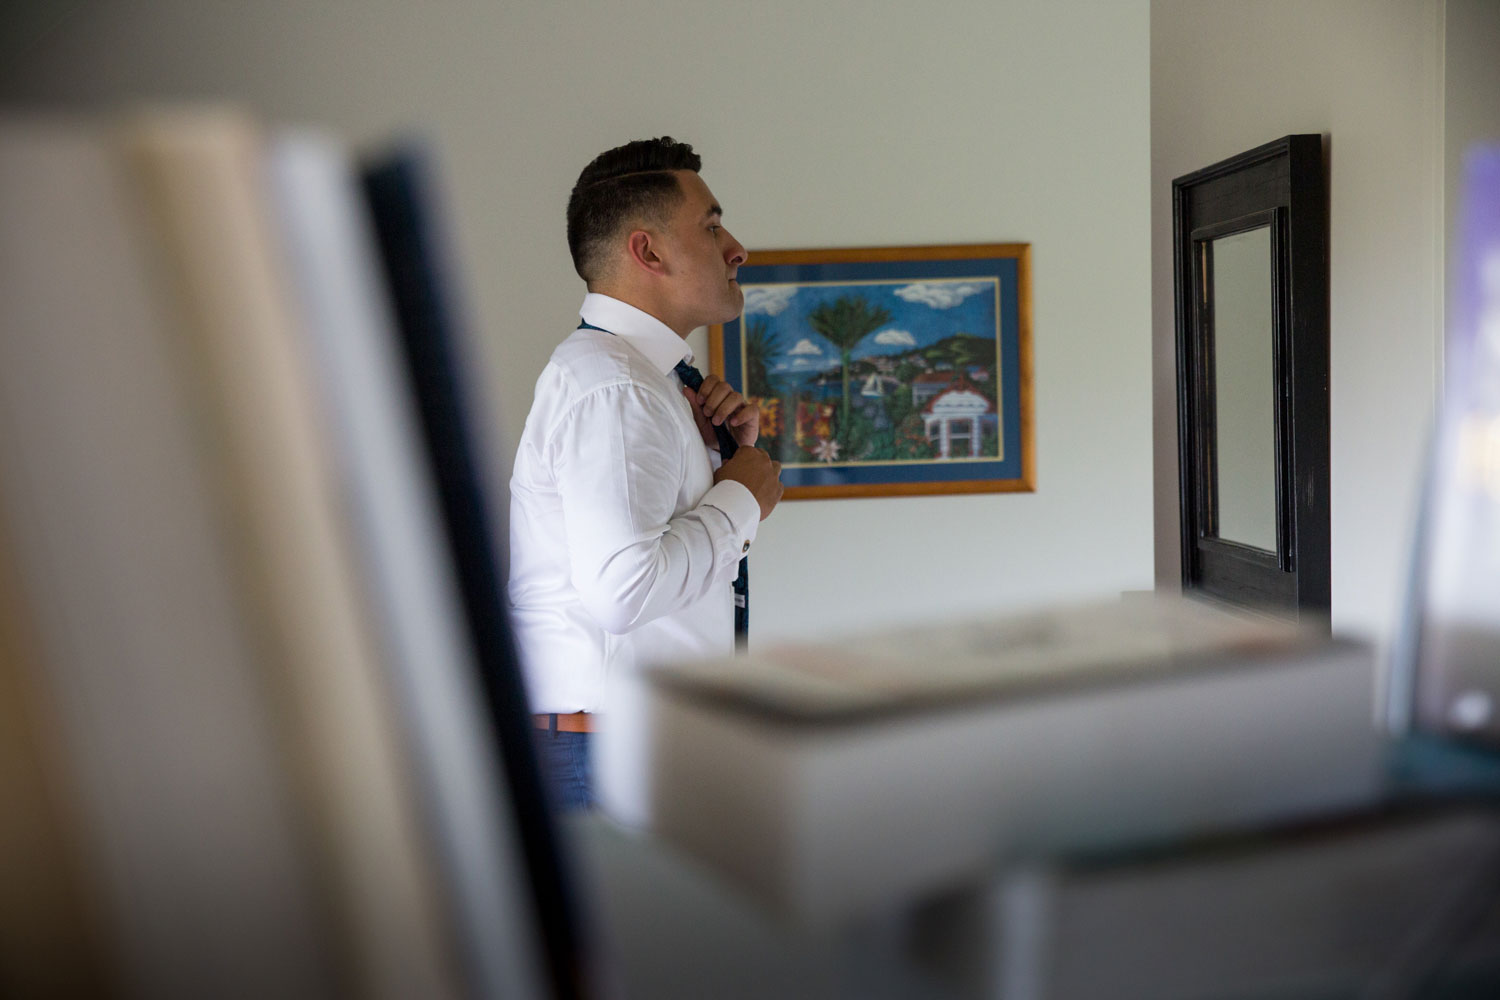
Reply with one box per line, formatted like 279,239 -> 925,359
918,332 -> 996,369
849,332 -> 996,378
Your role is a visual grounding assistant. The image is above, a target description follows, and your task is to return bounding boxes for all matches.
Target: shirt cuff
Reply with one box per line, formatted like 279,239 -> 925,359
700,479 -> 760,555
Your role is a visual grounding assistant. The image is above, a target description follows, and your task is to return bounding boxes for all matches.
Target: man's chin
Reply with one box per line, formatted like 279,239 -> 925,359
690,291 -> 745,331
722,286 -> 745,319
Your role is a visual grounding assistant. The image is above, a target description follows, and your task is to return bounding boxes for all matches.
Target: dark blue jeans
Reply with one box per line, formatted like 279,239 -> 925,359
531,729 -> 593,811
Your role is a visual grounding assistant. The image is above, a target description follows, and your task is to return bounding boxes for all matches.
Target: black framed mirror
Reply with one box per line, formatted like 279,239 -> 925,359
1173,135 -> 1329,619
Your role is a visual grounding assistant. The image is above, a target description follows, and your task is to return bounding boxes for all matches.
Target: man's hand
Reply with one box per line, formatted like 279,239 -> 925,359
686,373 -> 758,448
714,445 -> 783,521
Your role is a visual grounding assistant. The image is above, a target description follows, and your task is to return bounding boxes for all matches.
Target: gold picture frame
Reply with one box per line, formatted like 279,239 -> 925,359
710,243 -> 1034,499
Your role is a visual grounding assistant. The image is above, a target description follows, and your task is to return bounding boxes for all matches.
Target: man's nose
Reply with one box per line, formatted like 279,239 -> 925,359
724,231 -> 748,267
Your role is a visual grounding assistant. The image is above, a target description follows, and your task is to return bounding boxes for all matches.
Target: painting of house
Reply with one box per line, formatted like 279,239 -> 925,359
911,371 -> 957,407
921,377 -> 997,459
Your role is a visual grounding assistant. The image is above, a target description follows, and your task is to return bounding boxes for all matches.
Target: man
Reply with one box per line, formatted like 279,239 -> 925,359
509,137 -> 783,810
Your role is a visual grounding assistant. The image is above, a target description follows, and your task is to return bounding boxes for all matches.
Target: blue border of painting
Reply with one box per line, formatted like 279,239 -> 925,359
719,254 -> 1025,491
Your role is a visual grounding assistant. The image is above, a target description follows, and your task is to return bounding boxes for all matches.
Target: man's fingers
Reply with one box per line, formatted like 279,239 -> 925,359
694,373 -> 727,403
700,383 -> 736,422
715,446 -> 785,521
711,395 -> 744,425
681,386 -> 717,445
697,380 -> 746,426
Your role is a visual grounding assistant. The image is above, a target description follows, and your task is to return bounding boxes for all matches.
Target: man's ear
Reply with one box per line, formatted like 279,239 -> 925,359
626,228 -> 668,276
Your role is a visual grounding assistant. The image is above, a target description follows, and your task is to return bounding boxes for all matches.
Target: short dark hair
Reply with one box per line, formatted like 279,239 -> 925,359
566,136 -> 702,282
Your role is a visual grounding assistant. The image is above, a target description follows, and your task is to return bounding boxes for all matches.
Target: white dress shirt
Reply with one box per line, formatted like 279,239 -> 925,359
508,293 -> 760,714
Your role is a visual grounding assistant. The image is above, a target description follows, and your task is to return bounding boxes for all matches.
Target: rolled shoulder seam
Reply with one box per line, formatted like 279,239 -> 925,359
542,376 -> 682,444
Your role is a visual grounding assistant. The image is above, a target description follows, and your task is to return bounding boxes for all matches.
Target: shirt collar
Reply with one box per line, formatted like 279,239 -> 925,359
579,292 -> 693,374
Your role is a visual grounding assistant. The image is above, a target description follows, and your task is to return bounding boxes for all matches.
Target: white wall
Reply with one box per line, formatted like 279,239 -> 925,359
21,1 -> 1497,651
2,0 -> 1154,642
1151,0 -> 1446,645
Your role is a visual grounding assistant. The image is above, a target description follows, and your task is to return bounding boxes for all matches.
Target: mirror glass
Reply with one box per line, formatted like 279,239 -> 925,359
1209,226 -> 1277,551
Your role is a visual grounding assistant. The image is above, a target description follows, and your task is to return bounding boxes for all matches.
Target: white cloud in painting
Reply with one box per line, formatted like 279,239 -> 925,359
787,338 -> 824,356
894,281 -> 988,309
872,328 -> 917,347
774,355 -> 825,372
743,285 -> 798,316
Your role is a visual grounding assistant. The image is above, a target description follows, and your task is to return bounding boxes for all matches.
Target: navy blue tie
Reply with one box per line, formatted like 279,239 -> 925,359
673,360 -> 739,459
672,358 -> 749,646
578,321 -> 749,645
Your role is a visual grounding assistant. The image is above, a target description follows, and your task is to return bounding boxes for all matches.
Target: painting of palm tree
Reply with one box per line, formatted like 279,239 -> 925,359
807,294 -> 891,444
743,317 -> 781,397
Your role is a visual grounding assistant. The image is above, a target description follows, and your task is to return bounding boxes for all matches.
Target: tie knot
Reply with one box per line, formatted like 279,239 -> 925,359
674,359 -> 705,391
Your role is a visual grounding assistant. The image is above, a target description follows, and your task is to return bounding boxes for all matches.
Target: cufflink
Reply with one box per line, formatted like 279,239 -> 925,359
741,540 -> 751,554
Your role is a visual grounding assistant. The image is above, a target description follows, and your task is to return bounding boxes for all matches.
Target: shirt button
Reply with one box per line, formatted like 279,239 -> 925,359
741,541 -> 751,554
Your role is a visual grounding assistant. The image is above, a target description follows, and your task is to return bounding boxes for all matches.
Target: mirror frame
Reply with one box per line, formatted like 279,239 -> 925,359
1173,135 -> 1329,618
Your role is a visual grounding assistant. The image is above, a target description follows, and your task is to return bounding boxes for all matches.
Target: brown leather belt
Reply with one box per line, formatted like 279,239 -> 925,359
533,712 -> 595,734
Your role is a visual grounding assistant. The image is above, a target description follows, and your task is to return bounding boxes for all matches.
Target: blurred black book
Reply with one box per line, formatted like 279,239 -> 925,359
362,146 -> 589,1000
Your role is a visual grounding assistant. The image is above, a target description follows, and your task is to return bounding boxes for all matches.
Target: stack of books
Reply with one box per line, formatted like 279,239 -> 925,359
0,111 -> 576,999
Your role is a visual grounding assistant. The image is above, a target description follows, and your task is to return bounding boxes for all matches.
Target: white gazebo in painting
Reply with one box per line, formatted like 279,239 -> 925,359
922,378 -> 994,459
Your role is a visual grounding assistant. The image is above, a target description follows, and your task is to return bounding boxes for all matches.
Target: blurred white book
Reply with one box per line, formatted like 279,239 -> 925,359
0,115 -> 342,998
597,595 -> 1385,927
123,110 -> 459,998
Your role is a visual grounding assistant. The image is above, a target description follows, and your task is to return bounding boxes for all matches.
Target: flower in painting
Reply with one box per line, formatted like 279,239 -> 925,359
811,403 -> 835,440
752,396 -> 782,439
795,400 -> 838,448
794,400 -> 817,448
812,437 -> 841,463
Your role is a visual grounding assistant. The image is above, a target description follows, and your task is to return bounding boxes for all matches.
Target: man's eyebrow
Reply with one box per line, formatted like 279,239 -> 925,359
704,205 -> 723,221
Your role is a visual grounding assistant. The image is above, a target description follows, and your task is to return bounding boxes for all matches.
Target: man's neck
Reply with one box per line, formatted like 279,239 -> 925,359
587,282 -> 691,338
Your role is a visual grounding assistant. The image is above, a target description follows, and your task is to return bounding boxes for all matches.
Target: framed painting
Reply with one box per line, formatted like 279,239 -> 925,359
710,243 -> 1033,499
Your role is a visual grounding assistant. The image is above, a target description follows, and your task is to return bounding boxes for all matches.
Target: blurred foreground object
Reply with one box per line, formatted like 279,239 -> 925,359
1394,145 -> 1500,749
598,595 -> 1384,927
0,111 -> 569,999
916,800 -> 1500,999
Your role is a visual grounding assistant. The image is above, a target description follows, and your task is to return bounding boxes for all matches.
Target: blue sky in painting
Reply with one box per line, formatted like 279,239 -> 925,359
742,278 -> 999,374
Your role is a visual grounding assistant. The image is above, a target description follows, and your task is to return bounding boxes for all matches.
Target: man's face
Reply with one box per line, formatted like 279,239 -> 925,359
657,170 -> 748,331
